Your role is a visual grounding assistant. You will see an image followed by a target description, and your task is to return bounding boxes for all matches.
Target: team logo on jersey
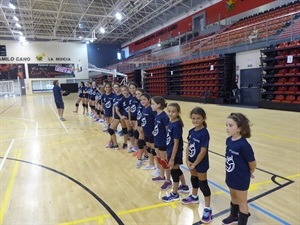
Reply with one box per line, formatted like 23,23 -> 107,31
105,101 -> 112,108
153,124 -> 158,136
141,117 -> 147,127
137,111 -> 142,120
226,155 -> 235,172
188,142 -> 196,158
131,105 -> 136,113
166,132 -> 171,145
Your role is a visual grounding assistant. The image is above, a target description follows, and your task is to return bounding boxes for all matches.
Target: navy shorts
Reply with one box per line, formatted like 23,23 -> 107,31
144,134 -> 154,143
167,156 -> 183,165
189,157 -> 209,173
130,116 -> 137,121
55,101 -> 64,109
104,108 -> 113,117
79,93 -> 84,98
155,145 -> 167,151
137,120 -> 142,127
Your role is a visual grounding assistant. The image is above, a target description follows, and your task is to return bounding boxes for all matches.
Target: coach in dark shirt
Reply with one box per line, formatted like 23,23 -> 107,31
53,80 -> 66,121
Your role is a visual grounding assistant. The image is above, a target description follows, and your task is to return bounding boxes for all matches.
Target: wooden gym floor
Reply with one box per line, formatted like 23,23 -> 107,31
0,93 -> 299,225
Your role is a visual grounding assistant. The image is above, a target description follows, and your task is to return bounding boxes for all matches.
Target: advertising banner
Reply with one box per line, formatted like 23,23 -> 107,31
0,63 -> 26,80
28,63 -> 75,78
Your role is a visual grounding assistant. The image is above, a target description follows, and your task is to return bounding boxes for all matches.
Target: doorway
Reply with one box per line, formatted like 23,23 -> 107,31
240,68 -> 261,106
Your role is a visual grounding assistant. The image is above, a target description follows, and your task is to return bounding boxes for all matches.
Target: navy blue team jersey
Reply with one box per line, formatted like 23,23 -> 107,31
225,137 -> 255,190
117,95 -> 131,118
83,86 -> 89,98
78,86 -> 84,98
129,96 -> 139,120
89,87 -> 98,101
141,105 -> 156,137
101,92 -> 115,117
166,120 -> 183,158
113,93 -> 123,119
96,91 -> 102,104
187,127 -> 210,173
136,103 -> 144,127
153,111 -> 169,148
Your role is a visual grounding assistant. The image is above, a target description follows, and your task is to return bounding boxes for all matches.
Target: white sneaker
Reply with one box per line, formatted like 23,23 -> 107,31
136,160 -> 143,168
142,164 -> 156,170
151,168 -> 160,177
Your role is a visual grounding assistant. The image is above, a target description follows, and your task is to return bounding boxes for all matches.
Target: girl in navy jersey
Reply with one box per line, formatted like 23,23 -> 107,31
116,86 -> 132,149
222,113 -> 256,225
151,96 -> 172,190
101,82 -> 114,132
106,83 -> 124,149
94,85 -> 104,123
135,88 -> 149,168
127,82 -> 139,152
140,93 -> 157,171
89,81 -> 98,117
181,107 -> 212,223
82,81 -> 90,115
73,81 -> 84,113
162,103 -> 189,202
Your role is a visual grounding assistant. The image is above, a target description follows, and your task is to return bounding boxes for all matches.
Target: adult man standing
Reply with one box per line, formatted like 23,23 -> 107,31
52,80 -> 66,121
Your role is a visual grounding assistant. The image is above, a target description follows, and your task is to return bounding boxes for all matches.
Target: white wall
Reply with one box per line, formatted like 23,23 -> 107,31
235,49 -> 262,87
0,40 -> 89,94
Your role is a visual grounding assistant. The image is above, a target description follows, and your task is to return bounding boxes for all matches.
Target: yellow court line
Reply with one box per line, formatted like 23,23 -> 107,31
249,173 -> 300,191
58,173 -> 300,225
0,150 -> 22,224
58,190 -> 223,225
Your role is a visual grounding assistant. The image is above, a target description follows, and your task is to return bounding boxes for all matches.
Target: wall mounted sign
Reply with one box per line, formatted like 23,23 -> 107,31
28,64 -> 75,78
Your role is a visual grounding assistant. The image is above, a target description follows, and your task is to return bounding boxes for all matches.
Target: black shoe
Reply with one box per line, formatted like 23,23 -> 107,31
222,214 -> 238,225
122,143 -> 128,149
109,145 -> 119,150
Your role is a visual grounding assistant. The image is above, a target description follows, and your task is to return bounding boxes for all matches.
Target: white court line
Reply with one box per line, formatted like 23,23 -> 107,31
0,139 -> 15,171
48,100 -> 69,133
1,117 -> 39,137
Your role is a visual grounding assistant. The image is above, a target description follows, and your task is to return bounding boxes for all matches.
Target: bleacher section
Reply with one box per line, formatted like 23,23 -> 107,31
106,1 -> 300,73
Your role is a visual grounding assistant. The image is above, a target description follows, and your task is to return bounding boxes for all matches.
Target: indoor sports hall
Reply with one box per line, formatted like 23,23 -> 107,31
0,0 -> 299,224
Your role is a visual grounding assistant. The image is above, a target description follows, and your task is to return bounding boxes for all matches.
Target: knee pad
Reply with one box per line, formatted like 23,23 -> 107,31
90,105 -> 95,110
96,109 -> 100,115
82,103 -> 85,107
75,103 -> 79,107
191,175 -> 199,189
199,180 -> 211,197
128,129 -> 133,137
138,139 -> 146,149
108,128 -> 115,135
171,169 -> 182,182
122,128 -> 128,135
146,146 -> 151,153
151,148 -> 156,156
133,129 -> 139,139
85,104 -> 88,109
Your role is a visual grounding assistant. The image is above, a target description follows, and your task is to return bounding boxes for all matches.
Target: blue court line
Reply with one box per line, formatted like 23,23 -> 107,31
180,165 -> 290,225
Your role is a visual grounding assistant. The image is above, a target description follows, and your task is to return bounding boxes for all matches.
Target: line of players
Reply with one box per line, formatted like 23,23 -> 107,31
73,80 -> 256,225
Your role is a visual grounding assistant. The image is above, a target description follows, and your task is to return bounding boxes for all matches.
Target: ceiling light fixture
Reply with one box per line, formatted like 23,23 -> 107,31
115,12 -> 122,21
85,40 -> 90,44
15,23 -> 21,28
19,36 -> 26,42
13,16 -> 19,21
100,27 -> 105,34
9,3 -> 16,9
